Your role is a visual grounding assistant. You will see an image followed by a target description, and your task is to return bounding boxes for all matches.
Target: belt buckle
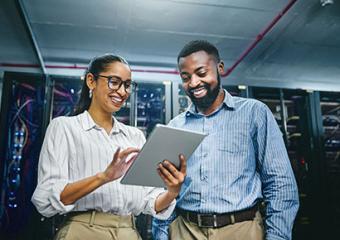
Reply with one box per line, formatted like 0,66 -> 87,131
230,214 -> 235,224
213,215 -> 217,227
197,214 -> 218,228
197,214 -> 202,227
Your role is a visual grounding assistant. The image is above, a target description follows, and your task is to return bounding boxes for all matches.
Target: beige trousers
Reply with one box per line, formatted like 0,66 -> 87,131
169,211 -> 264,240
54,211 -> 141,240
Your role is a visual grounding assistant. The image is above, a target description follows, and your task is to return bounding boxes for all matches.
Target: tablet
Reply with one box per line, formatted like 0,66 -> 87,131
121,124 -> 206,188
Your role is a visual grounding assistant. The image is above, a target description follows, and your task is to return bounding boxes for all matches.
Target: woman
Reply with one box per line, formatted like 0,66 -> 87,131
31,54 -> 186,240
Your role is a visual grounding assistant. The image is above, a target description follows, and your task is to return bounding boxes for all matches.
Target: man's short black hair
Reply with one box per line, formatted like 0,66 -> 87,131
177,40 -> 221,64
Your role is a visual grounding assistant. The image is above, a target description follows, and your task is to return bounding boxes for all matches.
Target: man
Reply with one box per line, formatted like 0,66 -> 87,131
152,40 -> 299,240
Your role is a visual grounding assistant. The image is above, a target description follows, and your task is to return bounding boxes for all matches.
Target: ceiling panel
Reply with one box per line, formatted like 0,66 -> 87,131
124,29 -> 251,60
162,0 -> 288,11
0,0 -> 38,63
24,0 -> 122,27
230,0 -> 340,89
32,24 -> 122,51
1,0 -> 339,90
130,0 -> 283,39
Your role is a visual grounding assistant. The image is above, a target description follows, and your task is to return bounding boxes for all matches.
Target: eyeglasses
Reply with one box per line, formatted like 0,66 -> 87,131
96,75 -> 137,93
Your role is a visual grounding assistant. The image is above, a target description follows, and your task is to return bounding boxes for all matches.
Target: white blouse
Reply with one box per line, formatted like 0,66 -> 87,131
31,111 -> 175,219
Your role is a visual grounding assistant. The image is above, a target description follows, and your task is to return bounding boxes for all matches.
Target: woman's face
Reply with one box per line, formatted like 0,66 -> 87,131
88,61 -> 132,114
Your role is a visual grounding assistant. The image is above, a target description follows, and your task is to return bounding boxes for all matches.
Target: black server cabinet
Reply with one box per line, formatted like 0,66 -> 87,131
319,91 -> 340,237
135,82 -> 167,136
0,72 -> 51,239
51,76 -> 82,118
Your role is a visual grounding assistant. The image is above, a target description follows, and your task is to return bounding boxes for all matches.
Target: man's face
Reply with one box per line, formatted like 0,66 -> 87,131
178,51 -> 222,110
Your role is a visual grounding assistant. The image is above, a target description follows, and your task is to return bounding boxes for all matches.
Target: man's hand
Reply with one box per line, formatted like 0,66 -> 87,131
157,154 -> 187,196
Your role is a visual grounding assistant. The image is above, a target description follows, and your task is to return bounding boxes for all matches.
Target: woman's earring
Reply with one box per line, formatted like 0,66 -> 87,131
89,89 -> 93,98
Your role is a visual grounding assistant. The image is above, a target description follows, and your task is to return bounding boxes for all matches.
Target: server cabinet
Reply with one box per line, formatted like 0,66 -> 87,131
0,72 -> 50,239
319,91 -> 340,237
134,81 -> 171,135
0,77 -> 3,107
51,76 -> 82,118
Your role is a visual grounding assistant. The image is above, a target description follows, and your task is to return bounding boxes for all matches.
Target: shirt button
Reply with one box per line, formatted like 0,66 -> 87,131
201,199 -> 206,203
203,153 -> 208,157
201,175 -> 208,181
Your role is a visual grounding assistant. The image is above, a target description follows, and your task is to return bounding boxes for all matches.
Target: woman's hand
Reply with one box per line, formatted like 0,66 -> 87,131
61,147 -> 139,205
157,154 -> 187,197
98,147 -> 140,183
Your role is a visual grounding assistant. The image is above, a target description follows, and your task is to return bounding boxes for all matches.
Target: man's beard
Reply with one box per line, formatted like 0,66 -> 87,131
187,74 -> 221,110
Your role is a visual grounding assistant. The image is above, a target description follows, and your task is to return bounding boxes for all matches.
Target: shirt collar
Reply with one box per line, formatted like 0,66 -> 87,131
79,111 -> 128,136
185,89 -> 235,117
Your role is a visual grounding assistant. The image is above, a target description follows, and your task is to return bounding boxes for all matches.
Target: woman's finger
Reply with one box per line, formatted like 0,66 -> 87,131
124,152 -> 139,164
111,147 -> 121,165
122,156 -> 136,173
120,147 -> 140,159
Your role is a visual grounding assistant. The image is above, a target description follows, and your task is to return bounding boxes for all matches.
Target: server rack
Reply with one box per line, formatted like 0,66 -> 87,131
0,72 -> 51,239
51,76 -> 82,118
319,91 -> 340,237
0,77 -> 3,107
134,81 -> 169,135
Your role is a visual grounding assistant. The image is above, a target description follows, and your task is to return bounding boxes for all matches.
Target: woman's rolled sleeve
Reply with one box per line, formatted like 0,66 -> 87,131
31,118 -> 73,217
32,179 -> 75,217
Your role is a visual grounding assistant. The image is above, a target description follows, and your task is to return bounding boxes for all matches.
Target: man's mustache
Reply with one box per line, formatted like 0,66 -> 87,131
188,84 -> 209,95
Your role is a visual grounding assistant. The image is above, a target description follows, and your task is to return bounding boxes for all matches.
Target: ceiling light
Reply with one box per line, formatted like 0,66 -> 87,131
320,0 -> 334,6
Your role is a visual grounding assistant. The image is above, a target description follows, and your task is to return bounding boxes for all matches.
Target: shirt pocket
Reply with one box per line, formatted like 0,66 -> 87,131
217,127 -> 249,154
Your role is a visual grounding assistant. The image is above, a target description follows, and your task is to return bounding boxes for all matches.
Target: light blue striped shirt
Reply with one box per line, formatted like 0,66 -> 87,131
152,90 -> 299,240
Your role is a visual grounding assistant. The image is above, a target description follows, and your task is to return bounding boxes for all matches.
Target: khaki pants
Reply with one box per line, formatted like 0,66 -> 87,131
169,211 -> 264,240
54,211 -> 141,240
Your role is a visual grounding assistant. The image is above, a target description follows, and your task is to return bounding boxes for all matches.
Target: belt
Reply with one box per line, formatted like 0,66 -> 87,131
66,211 -> 135,228
176,205 -> 258,228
